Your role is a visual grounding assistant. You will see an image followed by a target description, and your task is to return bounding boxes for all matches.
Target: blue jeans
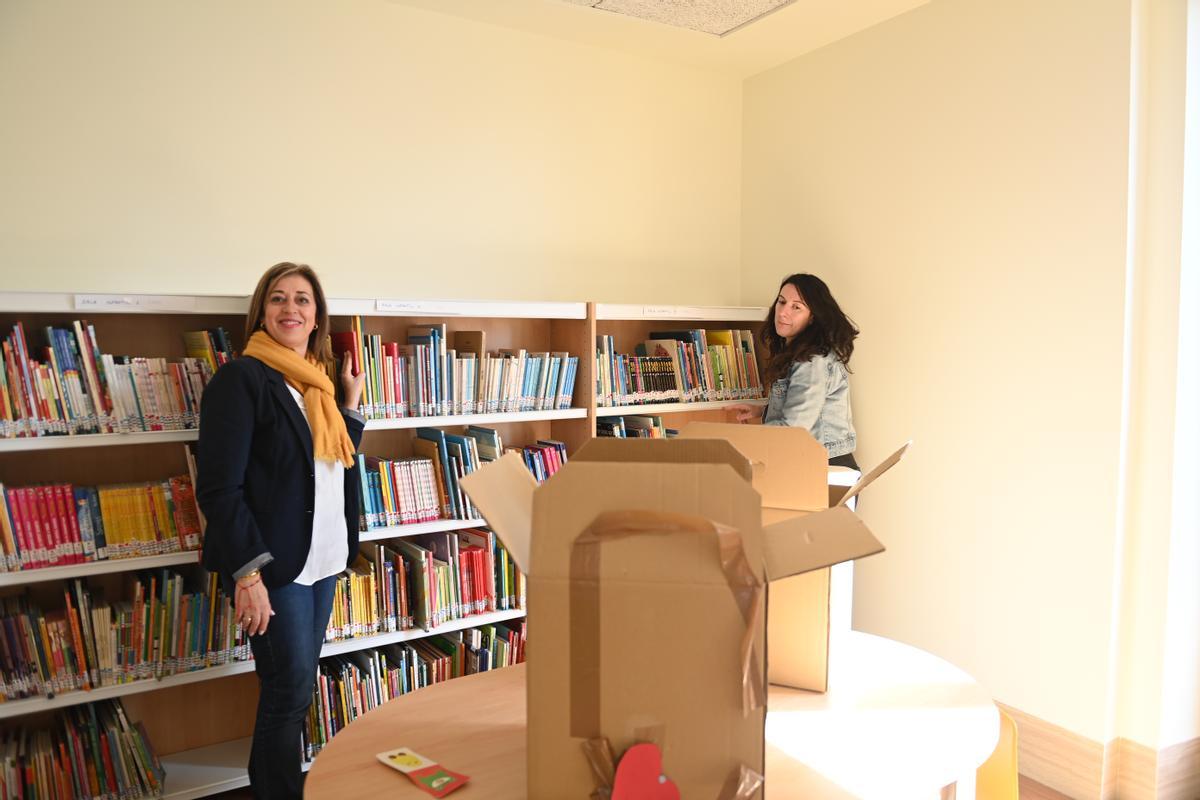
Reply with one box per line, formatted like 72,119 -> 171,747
247,576 -> 335,799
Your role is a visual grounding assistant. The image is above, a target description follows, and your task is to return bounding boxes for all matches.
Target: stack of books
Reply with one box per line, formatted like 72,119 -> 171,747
0,699 -> 164,799
0,475 -> 202,571
331,317 -> 579,418
0,323 -> 234,438
302,619 -> 526,761
0,575 -> 249,702
597,415 -> 669,439
325,532 -> 525,641
595,329 -> 763,407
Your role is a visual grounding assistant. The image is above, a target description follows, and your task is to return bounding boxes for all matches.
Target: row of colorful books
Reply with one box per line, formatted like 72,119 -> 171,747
357,427 -> 569,531
0,575 -> 250,702
0,424 -> 559,576
595,329 -> 763,407
517,440 -> 567,484
357,456 -> 443,529
332,318 -> 579,418
597,415 -> 671,439
327,533 -> 525,640
0,699 -> 164,800
302,620 -> 526,761
0,321 -> 234,439
0,476 -> 202,572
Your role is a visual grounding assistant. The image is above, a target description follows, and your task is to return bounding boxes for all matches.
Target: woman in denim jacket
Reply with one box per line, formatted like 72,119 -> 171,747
733,273 -> 859,469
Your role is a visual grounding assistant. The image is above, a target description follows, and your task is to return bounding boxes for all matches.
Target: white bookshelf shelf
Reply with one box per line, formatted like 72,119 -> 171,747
0,429 -> 198,452
0,517 -> 491,584
0,408 -> 586,451
0,660 -> 258,721
595,303 -> 767,322
0,551 -> 201,587
363,407 -> 586,430
320,609 -> 526,658
0,292 -> 249,315
0,292 -> 589,320
0,610 -> 526,719
160,736 -> 309,800
329,297 -> 586,319
595,399 -> 767,417
359,518 -> 487,543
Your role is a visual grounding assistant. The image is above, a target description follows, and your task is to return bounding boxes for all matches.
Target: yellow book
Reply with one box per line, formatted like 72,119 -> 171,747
0,484 -> 17,571
97,487 -> 117,558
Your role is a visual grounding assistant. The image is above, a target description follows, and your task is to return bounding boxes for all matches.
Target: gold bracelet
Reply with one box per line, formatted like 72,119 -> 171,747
236,569 -> 261,587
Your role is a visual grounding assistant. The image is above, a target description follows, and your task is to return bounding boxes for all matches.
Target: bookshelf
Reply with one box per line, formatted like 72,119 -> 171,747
0,291 -> 768,796
0,291 -> 588,798
592,302 -> 768,427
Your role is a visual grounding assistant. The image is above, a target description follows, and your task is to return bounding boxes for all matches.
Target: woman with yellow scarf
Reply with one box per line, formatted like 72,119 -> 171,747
196,262 -> 366,799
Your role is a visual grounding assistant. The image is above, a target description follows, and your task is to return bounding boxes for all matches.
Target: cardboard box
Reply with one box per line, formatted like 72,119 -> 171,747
460,436 -> 897,799
678,423 -> 906,692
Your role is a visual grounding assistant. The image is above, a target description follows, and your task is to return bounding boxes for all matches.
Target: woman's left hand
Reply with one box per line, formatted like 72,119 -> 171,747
340,355 -> 366,410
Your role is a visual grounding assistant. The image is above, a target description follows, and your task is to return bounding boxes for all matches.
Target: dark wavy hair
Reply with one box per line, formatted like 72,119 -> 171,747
757,273 -> 858,386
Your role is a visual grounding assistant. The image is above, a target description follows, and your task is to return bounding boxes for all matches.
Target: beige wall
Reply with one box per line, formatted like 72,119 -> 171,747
743,0 -> 1136,745
0,0 -> 743,304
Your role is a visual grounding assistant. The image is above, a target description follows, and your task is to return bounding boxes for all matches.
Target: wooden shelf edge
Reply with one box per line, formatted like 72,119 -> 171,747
363,408 -> 586,430
0,551 -> 201,586
595,399 -> 767,417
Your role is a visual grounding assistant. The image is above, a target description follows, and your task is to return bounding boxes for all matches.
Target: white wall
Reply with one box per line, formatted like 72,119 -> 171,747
0,0 -> 743,304
1157,0 -> 1200,748
743,0 -> 1135,744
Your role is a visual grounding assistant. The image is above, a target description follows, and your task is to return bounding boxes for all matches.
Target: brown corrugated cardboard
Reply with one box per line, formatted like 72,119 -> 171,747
677,423 -> 907,692
460,436 -> 892,800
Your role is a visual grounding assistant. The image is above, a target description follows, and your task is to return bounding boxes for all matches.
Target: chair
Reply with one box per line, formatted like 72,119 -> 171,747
976,708 -> 1019,800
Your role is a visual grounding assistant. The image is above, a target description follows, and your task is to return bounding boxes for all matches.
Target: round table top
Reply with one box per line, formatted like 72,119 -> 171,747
305,631 -> 998,799
764,631 -> 999,798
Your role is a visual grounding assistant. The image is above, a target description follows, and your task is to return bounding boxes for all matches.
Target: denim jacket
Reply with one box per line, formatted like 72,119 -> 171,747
762,353 -> 856,458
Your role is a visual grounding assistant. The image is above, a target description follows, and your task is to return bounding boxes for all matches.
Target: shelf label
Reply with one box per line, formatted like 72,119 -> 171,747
375,299 -> 459,315
642,305 -> 680,317
74,294 -> 197,312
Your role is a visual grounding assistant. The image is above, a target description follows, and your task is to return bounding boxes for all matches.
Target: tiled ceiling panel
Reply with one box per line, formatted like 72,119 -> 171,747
566,0 -> 795,36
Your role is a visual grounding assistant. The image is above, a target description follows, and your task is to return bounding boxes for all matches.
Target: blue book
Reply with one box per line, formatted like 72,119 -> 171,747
542,357 -> 560,411
415,428 -> 459,518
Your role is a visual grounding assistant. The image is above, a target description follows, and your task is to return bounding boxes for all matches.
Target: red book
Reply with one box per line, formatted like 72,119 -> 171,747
97,728 -> 118,797
330,331 -> 360,375
33,486 -> 65,566
12,489 -> 44,569
53,484 -> 83,564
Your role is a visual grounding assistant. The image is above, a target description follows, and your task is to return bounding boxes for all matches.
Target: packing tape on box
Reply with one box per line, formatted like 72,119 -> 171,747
718,763 -> 766,800
569,509 -> 767,742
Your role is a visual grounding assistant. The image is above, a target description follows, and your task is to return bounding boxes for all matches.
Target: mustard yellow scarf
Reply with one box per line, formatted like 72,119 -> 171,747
243,331 -> 356,467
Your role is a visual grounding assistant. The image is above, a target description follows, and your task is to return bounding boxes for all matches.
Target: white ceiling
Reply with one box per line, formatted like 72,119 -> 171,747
389,0 -> 931,78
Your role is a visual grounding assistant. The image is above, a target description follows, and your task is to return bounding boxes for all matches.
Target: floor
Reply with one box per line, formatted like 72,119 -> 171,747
1018,775 -> 1075,799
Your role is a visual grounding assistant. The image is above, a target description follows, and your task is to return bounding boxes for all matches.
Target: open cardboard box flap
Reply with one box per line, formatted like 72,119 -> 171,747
570,436 -> 753,481
679,423 -> 910,513
459,451 -> 536,573
762,505 -> 884,581
676,422 -> 829,511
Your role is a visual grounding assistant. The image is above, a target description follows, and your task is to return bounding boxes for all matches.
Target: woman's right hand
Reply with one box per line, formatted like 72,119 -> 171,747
235,577 -> 274,636
729,403 -> 758,423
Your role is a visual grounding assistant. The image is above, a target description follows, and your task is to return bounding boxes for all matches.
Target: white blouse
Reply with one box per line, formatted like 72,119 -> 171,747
284,384 -> 349,585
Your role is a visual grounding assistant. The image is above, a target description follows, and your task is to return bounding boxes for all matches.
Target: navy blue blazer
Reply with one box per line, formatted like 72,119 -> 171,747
195,356 -> 364,589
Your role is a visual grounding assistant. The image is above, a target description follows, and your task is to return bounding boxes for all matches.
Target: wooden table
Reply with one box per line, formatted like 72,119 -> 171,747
305,632 -> 998,799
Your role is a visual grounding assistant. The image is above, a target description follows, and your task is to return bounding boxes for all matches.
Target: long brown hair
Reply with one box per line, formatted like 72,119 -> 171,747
245,262 -> 333,364
757,273 -> 858,386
